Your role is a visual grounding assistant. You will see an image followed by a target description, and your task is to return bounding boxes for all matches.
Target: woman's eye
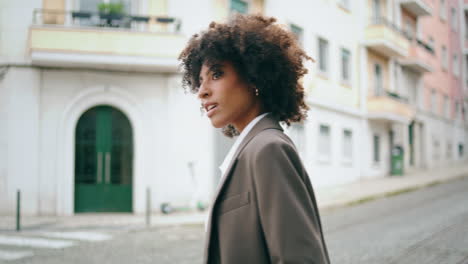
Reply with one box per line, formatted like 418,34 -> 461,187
212,71 -> 223,80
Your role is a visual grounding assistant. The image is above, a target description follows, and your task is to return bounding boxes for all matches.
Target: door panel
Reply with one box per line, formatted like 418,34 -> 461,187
75,105 -> 133,213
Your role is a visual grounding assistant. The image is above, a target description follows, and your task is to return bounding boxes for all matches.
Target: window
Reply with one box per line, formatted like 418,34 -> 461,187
373,134 -> 380,163
318,124 -> 331,160
374,64 -> 383,96
451,7 -> 457,31
343,129 -> 353,161
373,0 -> 381,19
428,37 -> 435,51
339,0 -> 350,11
447,142 -> 452,159
456,102 -> 460,119
459,144 -> 464,158
453,54 -> 459,76
431,89 -> 437,113
290,123 -> 306,155
465,15 -> 468,40
340,48 -> 351,84
442,45 -> 447,70
318,38 -> 329,74
440,0 -> 446,20
444,95 -> 449,118
405,20 -> 414,39
230,0 -> 248,14
290,24 -> 304,46
433,137 -> 440,160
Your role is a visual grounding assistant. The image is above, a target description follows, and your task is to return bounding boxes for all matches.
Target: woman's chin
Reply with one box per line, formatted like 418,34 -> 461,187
209,118 -> 227,129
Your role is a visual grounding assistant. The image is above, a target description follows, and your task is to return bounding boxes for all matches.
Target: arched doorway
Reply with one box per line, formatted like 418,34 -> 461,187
74,105 -> 133,212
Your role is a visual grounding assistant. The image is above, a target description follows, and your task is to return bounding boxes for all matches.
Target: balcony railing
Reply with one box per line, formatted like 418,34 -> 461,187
370,16 -> 411,40
32,8 -> 181,33
415,38 -> 434,54
374,88 -> 409,104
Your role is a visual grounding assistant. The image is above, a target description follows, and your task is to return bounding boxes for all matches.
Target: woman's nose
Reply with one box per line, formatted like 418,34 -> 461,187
197,83 -> 210,99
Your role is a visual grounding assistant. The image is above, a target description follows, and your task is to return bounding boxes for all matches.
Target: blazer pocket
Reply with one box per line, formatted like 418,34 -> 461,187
217,192 -> 250,216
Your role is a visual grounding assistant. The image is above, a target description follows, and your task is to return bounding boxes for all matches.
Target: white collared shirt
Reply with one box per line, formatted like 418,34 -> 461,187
219,112 -> 270,177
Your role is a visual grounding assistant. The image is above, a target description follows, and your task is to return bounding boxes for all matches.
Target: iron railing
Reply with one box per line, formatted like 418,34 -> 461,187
32,8 -> 182,33
370,16 -> 434,55
374,87 -> 409,104
369,16 -> 411,40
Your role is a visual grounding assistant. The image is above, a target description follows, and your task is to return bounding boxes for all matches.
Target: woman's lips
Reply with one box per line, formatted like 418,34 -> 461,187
207,105 -> 218,118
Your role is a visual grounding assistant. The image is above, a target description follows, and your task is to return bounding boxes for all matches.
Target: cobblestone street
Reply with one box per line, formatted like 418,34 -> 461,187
2,176 -> 468,263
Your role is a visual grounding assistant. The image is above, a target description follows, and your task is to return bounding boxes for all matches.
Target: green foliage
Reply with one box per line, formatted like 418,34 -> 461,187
97,2 -> 124,15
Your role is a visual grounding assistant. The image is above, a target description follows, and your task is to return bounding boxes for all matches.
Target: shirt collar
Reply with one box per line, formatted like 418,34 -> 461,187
219,112 -> 270,176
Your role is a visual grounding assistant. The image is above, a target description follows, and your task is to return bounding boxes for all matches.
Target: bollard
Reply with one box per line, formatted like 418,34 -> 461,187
146,187 -> 151,227
16,190 -> 20,232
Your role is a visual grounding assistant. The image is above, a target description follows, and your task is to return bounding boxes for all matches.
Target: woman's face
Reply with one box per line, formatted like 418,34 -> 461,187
198,61 -> 262,132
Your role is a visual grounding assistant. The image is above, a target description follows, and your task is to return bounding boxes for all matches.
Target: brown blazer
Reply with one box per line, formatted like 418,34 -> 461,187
204,114 -> 330,264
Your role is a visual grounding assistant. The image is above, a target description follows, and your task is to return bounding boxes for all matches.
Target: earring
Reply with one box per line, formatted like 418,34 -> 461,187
255,88 -> 259,96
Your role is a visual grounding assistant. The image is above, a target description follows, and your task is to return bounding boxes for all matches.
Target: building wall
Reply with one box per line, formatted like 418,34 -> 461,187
35,69 -> 215,215
264,0 -> 365,186
0,67 -> 41,215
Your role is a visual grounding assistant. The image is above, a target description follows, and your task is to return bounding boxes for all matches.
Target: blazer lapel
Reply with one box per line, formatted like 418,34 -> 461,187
203,113 -> 283,262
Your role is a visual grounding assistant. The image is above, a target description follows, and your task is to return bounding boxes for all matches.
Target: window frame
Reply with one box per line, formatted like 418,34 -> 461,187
340,47 -> 352,85
230,0 -> 249,14
318,124 -> 332,162
373,134 -> 380,164
317,37 -> 330,76
440,0 -> 447,21
342,128 -> 353,164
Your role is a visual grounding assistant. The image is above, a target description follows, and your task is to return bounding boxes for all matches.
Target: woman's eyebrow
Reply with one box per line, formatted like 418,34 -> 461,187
209,63 -> 223,72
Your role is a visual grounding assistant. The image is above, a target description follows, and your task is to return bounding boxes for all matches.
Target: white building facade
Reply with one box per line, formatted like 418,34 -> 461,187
1,0 -> 467,216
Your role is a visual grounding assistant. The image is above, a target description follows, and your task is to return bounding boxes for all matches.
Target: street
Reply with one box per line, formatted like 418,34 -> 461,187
2,176 -> 468,264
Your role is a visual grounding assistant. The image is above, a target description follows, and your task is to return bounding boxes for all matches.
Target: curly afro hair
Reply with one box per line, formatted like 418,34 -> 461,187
178,14 -> 312,137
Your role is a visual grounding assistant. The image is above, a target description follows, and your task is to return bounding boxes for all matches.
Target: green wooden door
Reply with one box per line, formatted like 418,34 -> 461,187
74,105 -> 133,213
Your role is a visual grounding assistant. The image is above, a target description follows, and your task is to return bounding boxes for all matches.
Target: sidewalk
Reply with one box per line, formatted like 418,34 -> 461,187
1,162 -> 468,232
314,161 -> 468,210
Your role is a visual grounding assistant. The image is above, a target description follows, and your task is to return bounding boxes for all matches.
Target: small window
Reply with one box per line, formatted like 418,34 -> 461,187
455,102 -> 460,119
442,45 -> 447,69
318,38 -> 329,74
459,144 -> 464,158
373,0 -> 381,19
339,0 -> 350,11
373,134 -> 380,163
290,24 -> 304,47
374,64 -> 383,96
451,7 -> 457,31
453,54 -> 459,76
428,36 -> 435,51
318,124 -> 331,160
341,48 -> 351,84
444,95 -> 449,118
447,142 -> 452,159
290,123 -> 306,155
440,0 -> 446,20
343,129 -> 353,161
431,89 -> 437,113
433,137 -> 440,160
230,0 -> 248,14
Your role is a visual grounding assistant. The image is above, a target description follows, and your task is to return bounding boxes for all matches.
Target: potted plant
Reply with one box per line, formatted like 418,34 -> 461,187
98,2 -> 124,27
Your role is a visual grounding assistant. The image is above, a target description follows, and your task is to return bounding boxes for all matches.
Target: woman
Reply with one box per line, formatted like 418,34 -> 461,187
179,14 -> 330,264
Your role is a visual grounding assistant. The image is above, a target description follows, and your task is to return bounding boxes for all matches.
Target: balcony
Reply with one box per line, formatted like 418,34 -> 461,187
29,9 -> 186,72
364,17 -> 410,58
400,39 -> 434,73
400,0 -> 432,17
367,90 -> 414,124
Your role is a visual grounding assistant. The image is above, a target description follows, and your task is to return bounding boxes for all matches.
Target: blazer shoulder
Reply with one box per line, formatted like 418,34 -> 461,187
243,128 -> 296,157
